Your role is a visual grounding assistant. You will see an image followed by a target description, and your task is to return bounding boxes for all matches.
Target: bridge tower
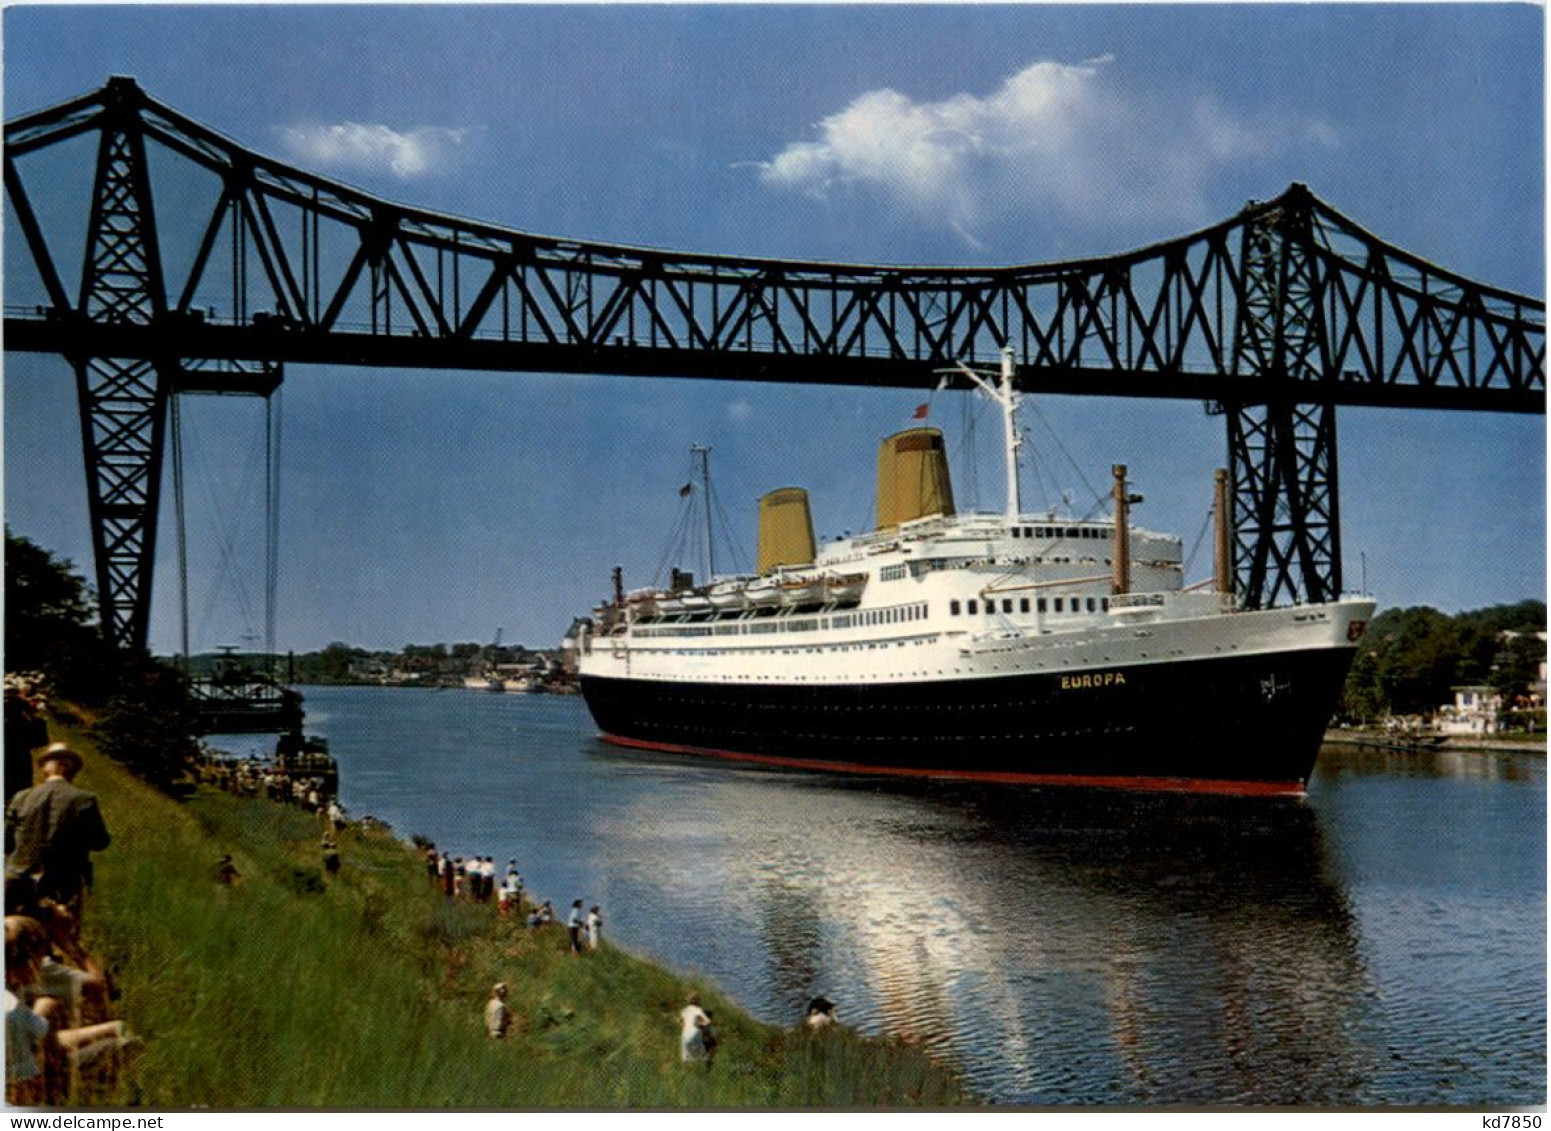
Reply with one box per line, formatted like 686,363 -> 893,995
70,77 -> 178,651
1218,185 -> 1342,609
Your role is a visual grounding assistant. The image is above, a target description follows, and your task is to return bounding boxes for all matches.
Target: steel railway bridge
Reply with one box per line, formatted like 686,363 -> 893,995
5,77 -> 1545,653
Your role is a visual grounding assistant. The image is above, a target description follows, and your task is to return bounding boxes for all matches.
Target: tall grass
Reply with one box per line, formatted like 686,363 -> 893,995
58,722 -> 971,1108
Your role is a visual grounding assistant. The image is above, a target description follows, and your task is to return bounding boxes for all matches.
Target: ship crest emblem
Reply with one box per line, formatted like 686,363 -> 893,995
1260,674 -> 1292,702
1347,619 -> 1368,642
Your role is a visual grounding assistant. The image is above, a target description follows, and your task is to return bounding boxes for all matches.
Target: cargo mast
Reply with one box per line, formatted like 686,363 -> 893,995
950,346 -> 1023,520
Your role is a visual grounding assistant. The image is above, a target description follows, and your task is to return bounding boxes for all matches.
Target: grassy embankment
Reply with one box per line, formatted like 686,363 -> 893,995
56,719 -> 971,1108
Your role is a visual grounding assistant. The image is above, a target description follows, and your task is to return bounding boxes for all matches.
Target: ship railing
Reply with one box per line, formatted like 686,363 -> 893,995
1109,590 -> 1235,616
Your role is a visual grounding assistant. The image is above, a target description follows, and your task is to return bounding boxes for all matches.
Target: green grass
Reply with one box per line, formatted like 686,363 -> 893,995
54,720 -> 971,1108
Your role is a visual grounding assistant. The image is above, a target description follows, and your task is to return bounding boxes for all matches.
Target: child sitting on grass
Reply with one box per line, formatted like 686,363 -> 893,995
6,916 -> 137,1105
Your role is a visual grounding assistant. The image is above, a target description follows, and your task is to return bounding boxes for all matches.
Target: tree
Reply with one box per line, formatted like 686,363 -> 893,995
4,528 -> 109,700
1492,633 -> 1546,703
1338,648 -> 1386,721
90,654 -> 202,793
6,530 -> 204,791
1341,601 -> 1548,723
313,642 -> 359,684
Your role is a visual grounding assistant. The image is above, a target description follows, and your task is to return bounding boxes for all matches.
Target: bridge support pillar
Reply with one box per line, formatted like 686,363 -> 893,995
1225,400 -> 1342,609
1223,184 -> 1343,609
72,79 -> 173,653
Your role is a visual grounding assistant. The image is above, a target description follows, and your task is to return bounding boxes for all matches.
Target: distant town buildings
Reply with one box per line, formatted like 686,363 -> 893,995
1436,630 -> 1546,735
1439,686 -> 1504,735
340,646 -> 573,690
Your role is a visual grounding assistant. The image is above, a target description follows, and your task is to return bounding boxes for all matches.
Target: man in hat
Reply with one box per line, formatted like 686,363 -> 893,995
5,743 -> 111,913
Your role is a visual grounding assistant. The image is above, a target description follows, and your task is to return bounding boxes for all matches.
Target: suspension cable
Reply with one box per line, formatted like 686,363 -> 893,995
265,388 -> 283,678
172,393 -> 190,671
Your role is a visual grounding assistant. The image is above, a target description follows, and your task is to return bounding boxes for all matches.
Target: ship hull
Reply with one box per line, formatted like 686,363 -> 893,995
579,644 -> 1359,795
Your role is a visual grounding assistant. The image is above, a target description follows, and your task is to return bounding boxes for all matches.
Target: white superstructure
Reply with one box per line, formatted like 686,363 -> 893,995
577,348 -> 1369,688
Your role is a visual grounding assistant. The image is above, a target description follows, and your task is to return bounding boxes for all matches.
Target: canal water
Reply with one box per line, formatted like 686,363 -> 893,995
272,686 -> 1544,1105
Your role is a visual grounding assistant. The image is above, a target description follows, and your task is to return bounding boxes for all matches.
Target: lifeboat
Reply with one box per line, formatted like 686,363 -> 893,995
745,578 -> 783,608
679,590 -> 713,613
625,589 -> 660,618
777,574 -> 825,605
825,572 -> 868,603
708,579 -> 752,611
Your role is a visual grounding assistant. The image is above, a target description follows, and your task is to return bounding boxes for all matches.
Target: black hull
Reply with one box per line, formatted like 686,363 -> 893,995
579,647 -> 1359,794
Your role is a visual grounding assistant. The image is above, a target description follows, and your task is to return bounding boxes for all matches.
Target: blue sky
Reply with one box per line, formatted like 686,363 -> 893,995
3,5 -> 1544,654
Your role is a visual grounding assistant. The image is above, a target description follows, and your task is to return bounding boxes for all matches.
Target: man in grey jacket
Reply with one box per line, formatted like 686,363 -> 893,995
6,743 -> 111,912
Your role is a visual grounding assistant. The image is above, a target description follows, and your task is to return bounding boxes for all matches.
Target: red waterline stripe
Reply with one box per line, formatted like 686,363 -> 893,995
598,734 -> 1306,798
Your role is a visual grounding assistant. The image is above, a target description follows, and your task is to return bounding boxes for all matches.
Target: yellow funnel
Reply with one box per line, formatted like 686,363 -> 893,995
757,487 -> 816,573
876,428 -> 954,531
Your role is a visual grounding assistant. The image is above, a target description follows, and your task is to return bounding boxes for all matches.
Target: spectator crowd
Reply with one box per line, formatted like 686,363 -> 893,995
5,673 -> 842,1096
5,677 -> 136,1106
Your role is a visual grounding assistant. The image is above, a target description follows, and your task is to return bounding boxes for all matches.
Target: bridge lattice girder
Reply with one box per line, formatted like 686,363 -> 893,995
4,77 -> 1545,649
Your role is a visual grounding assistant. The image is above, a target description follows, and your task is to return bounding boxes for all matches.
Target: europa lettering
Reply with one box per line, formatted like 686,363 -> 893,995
1059,672 -> 1127,690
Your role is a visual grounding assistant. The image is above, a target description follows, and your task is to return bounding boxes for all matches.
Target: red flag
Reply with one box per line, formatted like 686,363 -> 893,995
912,403 -> 929,420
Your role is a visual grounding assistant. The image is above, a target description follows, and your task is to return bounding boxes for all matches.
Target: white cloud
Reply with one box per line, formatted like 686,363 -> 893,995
752,59 -> 1338,242
274,121 -> 473,178
727,400 -> 754,424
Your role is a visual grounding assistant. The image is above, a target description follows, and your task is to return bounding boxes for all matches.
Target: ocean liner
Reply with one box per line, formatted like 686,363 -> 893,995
575,351 -> 1373,795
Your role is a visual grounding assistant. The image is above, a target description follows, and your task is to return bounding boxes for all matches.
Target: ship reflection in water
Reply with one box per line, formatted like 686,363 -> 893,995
303,689 -> 1544,1106
596,757 -> 1373,1104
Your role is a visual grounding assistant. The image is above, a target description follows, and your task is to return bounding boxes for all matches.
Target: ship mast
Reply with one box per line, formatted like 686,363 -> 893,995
691,444 -> 715,579
952,346 -> 1023,520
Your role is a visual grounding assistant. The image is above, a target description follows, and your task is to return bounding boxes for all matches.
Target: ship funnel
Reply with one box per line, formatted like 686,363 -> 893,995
876,428 -> 955,531
757,487 -> 817,573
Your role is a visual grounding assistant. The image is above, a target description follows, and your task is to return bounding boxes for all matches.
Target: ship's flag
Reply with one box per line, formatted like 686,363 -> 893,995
679,482 -> 693,497
913,403 -> 930,419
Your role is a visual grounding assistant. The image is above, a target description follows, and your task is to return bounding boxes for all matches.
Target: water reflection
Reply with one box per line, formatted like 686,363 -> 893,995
593,749 -> 1372,1103
1317,742 -> 1547,786
296,690 -> 1543,1106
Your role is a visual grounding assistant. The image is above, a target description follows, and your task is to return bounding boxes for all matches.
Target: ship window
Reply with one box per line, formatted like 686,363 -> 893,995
1020,598 -> 1030,614
1002,599 -> 1013,613
1038,598 -> 1047,613
1066,527 -> 1079,537
968,600 -> 978,615
1101,597 -> 1110,611
950,600 -> 961,616
1011,527 -> 1021,538
1087,598 -> 1097,612
1053,598 -> 1063,612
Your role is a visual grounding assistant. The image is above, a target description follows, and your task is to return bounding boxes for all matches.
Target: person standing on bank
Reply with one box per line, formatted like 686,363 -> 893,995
567,900 -> 584,955
679,993 -> 715,1065
5,744 -> 110,915
484,983 -> 512,1039
586,904 -> 602,951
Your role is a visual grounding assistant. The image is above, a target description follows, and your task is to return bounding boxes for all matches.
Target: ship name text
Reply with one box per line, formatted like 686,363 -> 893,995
1059,671 -> 1128,691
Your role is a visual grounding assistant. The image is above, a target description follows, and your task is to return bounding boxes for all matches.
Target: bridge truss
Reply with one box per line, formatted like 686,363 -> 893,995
5,77 -> 1545,650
